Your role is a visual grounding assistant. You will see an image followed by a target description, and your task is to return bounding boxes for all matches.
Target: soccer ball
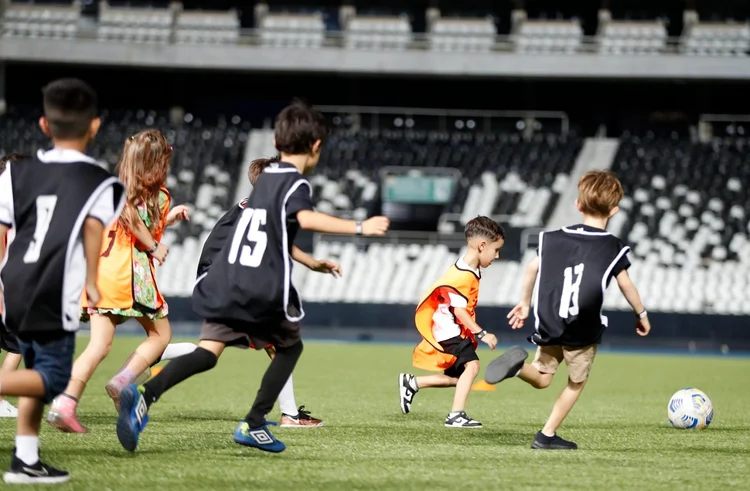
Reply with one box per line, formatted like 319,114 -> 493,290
667,388 -> 713,429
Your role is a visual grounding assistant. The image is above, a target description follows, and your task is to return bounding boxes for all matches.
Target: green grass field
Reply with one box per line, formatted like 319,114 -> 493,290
1,338 -> 749,490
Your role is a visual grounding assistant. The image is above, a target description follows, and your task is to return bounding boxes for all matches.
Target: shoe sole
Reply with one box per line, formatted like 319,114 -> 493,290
444,425 -> 483,428
105,384 -> 121,412
0,414 -> 17,418
279,422 -> 324,428
46,410 -> 88,434
531,441 -> 578,450
116,388 -> 138,452
3,472 -> 71,484
233,436 -> 286,453
484,346 -> 529,385
398,374 -> 410,414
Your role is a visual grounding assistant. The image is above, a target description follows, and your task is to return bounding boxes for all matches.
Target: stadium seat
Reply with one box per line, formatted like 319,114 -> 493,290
175,9 -> 240,45
2,3 -> 79,39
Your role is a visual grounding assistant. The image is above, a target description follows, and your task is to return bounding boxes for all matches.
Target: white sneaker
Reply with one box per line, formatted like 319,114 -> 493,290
0,400 -> 18,418
445,411 -> 482,428
399,373 -> 418,414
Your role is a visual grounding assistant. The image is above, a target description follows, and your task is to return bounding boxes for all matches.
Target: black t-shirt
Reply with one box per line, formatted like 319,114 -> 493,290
530,224 -> 631,347
192,162 -> 314,323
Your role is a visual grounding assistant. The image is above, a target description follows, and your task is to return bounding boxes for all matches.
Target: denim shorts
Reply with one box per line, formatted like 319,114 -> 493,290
18,332 -> 76,403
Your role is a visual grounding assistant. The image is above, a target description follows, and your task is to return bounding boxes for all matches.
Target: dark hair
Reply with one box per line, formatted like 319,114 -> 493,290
247,155 -> 281,185
465,216 -> 505,242
578,170 -> 623,218
274,100 -> 329,155
42,78 -> 98,140
0,153 -> 27,175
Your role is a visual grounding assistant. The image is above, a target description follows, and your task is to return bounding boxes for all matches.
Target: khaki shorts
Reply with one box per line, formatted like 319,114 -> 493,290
531,345 -> 597,383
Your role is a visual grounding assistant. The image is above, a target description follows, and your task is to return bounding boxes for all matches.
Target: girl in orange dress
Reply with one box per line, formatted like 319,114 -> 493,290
47,129 -> 193,433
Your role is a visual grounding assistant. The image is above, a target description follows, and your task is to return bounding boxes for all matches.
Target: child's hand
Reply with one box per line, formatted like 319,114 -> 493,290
482,333 -> 498,350
167,205 -> 190,226
507,303 -> 529,330
362,216 -> 390,236
312,259 -> 342,278
151,243 -> 169,265
86,281 -> 101,306
636,316 -> 651,336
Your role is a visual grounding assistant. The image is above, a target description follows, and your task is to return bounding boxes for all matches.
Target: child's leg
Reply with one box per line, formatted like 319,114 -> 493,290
108,316 -> 172,396
540,346 -> 596,437
450,359 -> 480,412
415,374 -> 459,389
519,346 -> 561,389
62,313 -> 117,400
265,346 -> 296,416
6,333 -> 75,483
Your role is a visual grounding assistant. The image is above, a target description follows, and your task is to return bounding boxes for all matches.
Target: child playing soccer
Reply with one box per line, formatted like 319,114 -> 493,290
484,170 -> 651,450
399,216 -> 502,428
0,153 -> 26,418
0,78 -> 125,483
47,129 -> 192,433
114,101 -> 389,453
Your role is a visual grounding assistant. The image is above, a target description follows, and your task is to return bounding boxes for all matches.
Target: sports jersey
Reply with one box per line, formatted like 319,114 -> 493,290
530,224 -> 631,347
412,257 -> 481,371
196,197 -> 247,278
0,149 -> 125,334
192,162 -> 313,323
81,188 -> 171,312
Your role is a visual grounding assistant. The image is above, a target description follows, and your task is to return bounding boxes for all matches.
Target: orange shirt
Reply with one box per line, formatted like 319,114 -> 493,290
82,188 -> 170,311
412,260 -> 480,371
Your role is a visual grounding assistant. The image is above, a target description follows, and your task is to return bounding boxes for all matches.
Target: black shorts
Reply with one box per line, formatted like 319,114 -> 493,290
439,336 -> 479,378
0,321 -> 20,355
200,318 -> 301,349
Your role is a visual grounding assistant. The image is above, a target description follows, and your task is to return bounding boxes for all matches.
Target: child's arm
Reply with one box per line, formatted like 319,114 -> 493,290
83,217 -> 105,306
616,269 -> 651,336
453,308 -> 497,350
508,256 -> 539,330
297,210 -> 389,236
292,246 -> 341,277
166,205 -> 190,227
131,217 -> 169,265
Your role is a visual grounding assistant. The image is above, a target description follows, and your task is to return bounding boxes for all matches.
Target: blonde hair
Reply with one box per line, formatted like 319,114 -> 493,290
115,129 -> 172,233
577,170 -> 623,218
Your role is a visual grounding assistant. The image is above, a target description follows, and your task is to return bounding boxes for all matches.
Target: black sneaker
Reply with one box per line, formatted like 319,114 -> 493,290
445,411 -> 482,428
484,346 -> 529,385
531,431 -> 578,450
3,452 -> 70,484
398,373 -> 418,414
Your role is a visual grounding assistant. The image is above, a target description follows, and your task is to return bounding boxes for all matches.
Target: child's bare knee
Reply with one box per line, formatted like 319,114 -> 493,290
464,360 -> 480,375
531,374 -> 553,389
85,341 -> 112,361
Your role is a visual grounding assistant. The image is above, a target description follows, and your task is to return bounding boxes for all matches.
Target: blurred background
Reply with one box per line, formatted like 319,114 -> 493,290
1,0 -> 749,352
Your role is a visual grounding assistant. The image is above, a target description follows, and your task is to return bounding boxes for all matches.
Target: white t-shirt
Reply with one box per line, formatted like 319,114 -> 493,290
431,256 -> 480,342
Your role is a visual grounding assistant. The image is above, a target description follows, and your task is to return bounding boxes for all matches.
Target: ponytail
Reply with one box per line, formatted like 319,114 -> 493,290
247,155 -> 281,185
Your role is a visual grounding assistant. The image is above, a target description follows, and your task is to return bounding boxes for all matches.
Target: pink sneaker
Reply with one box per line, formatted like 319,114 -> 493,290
46,396 -> 88,434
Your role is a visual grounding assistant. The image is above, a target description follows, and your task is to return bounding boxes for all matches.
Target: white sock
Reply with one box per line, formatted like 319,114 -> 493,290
161,343 -> 198,361
277,375 -> 298,417
15,436 -> 39,465
514,369 -> 522,377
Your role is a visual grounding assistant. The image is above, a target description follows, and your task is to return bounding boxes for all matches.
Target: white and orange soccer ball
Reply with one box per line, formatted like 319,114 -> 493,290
667,388 -> 714,429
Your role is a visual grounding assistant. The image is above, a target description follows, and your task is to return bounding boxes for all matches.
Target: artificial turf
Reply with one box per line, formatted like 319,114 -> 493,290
0,338 -> 748,490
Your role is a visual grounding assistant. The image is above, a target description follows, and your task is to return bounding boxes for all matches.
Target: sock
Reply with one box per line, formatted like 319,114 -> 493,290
245,341 -> 303,427
277,375 -> 298,417
15,436 -> 39,465
514,369 -> 522,377
409,376 -> 419,392
108,369 -> 138,393
133,367 -> 152,386
54,393 -> 78,412
159,343 -> 198,363
143,347 -> 218,408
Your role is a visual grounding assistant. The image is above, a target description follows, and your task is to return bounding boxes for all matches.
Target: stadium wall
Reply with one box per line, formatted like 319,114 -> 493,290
163,298 -> 750,352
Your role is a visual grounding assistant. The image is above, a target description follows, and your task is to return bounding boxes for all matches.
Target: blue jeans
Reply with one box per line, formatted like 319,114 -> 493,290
18,332 -> 75,403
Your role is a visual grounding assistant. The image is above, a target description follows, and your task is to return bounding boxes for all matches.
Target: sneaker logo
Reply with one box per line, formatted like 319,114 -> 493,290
249,429 -> 273,445
135,395 -> 148,425
22,466 -> 49,477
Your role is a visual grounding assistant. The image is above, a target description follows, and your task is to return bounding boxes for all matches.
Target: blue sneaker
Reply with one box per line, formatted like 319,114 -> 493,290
233,421 -> 286,453
117,384 -> 149,452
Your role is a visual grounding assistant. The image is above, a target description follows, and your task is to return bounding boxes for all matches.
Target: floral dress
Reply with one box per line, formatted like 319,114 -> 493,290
83,191 -> 170,323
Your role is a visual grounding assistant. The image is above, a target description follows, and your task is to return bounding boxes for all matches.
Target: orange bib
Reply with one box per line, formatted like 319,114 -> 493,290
412,263 -> 480,371
82,188 -> 170,311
